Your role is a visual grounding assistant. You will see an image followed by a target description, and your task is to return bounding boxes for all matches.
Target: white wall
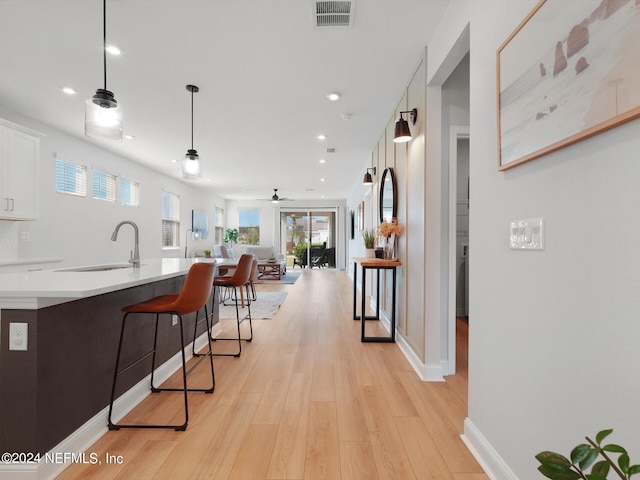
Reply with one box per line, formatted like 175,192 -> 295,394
347,1 -> 640,477
0,105 -> 225,271
429,1 -> 640,479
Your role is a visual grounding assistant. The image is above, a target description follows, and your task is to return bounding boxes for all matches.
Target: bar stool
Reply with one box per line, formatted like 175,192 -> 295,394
211,253 -> 254,357
108,262 -> 216,431
248,256 -> 258,301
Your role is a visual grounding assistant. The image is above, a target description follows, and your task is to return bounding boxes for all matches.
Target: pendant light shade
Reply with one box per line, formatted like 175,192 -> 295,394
85,0 -> 123,141
393,108 -> 417,143
181,85 -> 202,180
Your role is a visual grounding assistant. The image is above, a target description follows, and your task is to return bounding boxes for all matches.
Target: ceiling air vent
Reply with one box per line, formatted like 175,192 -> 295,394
315,1 -> 355,28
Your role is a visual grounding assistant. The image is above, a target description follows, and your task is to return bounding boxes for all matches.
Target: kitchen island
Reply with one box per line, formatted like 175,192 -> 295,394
0,258 -> 219,475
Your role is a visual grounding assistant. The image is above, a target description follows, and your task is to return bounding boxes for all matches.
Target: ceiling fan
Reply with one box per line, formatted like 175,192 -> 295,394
258,188 -> 294,203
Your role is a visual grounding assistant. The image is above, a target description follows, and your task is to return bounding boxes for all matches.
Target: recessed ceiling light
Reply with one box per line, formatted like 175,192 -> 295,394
206,178 -> 212,182
62,87 -> 77,95
341,113 -> 352,120
316,134 -> 326,140
319,159 -> 326,164
105,45 -> 121,55
171,159 -> 178,163
124,134 -> 134,140
326,91 -> 341,101
320,178 -> 326,182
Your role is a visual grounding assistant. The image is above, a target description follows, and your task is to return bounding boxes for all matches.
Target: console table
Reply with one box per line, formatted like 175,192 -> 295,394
352,257 -> 400,342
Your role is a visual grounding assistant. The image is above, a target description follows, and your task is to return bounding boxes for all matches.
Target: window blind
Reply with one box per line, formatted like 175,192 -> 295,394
55,158 -> 87,197
162,191 -> 180,247
120,178 -> 140,207
92,170 -> 116,202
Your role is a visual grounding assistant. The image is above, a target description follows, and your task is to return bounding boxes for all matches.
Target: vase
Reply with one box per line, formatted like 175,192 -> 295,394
384,234 -> 396,260
365,248 -> 375,258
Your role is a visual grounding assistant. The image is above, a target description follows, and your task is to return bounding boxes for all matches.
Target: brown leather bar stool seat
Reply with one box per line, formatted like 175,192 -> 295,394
108,262 -> 216,431
211,253 -> 254,357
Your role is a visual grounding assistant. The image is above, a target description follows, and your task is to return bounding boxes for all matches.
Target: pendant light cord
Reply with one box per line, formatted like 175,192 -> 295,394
103,0 -> 107,90
191,89 -> 194,150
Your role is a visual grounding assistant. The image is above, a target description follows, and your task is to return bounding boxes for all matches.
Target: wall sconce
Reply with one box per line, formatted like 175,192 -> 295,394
393,108 -> 417,143
362,167 -> 376,185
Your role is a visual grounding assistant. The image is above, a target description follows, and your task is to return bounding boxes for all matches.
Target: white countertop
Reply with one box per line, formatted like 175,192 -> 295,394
0,257 -> 218,309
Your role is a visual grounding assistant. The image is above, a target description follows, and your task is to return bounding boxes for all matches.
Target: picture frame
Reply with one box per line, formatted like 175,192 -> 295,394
350,210 -> 355,239
192,209 -> 209,239
497,0 -> 640,170
356,201 -> 364,231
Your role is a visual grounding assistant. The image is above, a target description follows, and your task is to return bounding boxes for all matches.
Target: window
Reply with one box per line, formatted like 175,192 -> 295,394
55,157 -> 87,197
120,178 -> 140,207
214,206 -> 224,245
162,191 -> 180,248
92,170 -> 116,202
238,209 -> 260,245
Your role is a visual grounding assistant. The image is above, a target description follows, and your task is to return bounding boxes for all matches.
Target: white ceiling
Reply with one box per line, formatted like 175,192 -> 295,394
0,0 -> 449,201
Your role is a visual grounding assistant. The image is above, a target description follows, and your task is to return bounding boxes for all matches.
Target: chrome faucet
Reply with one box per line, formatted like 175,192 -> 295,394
111,221 -> 140,268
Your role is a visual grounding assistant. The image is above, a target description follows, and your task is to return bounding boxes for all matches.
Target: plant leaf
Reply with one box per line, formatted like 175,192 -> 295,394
585,475 -> 607,480
571,444 -> 592,465
618,453 -> 630,474
595,429 -> 613,445
591,460 -> 610,477
603,444 -> 628,454
628,464 -> 640,476
579,449 -> 599,470
537,451 -> 572,469
538,465 -> 580,480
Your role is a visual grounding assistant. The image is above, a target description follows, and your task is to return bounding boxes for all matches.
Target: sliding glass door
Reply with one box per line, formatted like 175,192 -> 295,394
280,209 -> 337,269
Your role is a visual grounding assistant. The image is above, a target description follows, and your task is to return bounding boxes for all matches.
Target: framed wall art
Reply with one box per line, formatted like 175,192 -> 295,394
497,0 -> 640,170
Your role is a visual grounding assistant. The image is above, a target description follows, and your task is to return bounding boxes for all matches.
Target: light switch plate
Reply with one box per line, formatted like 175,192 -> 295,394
510,217 -> 544,250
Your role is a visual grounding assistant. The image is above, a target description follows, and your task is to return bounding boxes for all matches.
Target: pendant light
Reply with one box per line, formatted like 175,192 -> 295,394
180,85 -> 202,180
85,0 -> 123,141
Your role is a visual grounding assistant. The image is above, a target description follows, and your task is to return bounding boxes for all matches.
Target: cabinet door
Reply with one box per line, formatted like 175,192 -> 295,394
2,128 -> 38,219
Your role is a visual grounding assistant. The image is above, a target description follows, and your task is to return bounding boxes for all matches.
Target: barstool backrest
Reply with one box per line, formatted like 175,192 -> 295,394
172,262 -> 216,314
225,253 -> 254,287
249,257 -> 259,282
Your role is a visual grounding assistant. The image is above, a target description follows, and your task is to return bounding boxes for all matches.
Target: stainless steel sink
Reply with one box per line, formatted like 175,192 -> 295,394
55,264 -> 135,272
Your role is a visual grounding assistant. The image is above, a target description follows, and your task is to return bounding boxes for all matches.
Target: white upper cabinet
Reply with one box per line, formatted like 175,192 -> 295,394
0,123 -> 40,220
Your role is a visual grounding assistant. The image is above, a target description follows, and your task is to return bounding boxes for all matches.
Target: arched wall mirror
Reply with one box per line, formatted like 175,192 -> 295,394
379,167 -> 397,223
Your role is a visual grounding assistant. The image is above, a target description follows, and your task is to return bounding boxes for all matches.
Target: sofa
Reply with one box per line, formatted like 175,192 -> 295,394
240,246 -> 286,276
238,245 -> 284,261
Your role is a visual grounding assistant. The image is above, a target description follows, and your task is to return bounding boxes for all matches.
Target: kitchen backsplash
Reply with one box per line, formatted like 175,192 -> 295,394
0,221 -> 18,262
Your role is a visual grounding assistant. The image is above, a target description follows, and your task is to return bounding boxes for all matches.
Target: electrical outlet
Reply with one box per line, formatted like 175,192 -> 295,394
9,323 -> 28,351
20,232 -> 31,242
172,315 -> 178,326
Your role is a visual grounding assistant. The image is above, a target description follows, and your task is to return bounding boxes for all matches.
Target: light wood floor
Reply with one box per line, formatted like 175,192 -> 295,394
57,269 -> 487,480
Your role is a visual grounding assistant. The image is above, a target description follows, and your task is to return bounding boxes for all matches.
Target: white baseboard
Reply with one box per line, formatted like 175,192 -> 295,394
462,418 -> 520,480
370,299 -> 445,382
395,332 -> 446,382
0,328 -> 219,480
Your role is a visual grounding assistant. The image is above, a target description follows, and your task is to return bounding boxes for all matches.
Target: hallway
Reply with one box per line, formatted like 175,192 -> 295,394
58,269 -> 487,479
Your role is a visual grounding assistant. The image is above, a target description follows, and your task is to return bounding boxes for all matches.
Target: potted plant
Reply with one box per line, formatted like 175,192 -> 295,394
362,229 -> 376,257
224,228 -> 239,247
203,249 -> 212,258
536,429 -> 639,479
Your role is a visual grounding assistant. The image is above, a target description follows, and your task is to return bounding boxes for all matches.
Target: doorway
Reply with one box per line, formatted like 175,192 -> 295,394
279,209 -> 337,269
447,127 -> 469,374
